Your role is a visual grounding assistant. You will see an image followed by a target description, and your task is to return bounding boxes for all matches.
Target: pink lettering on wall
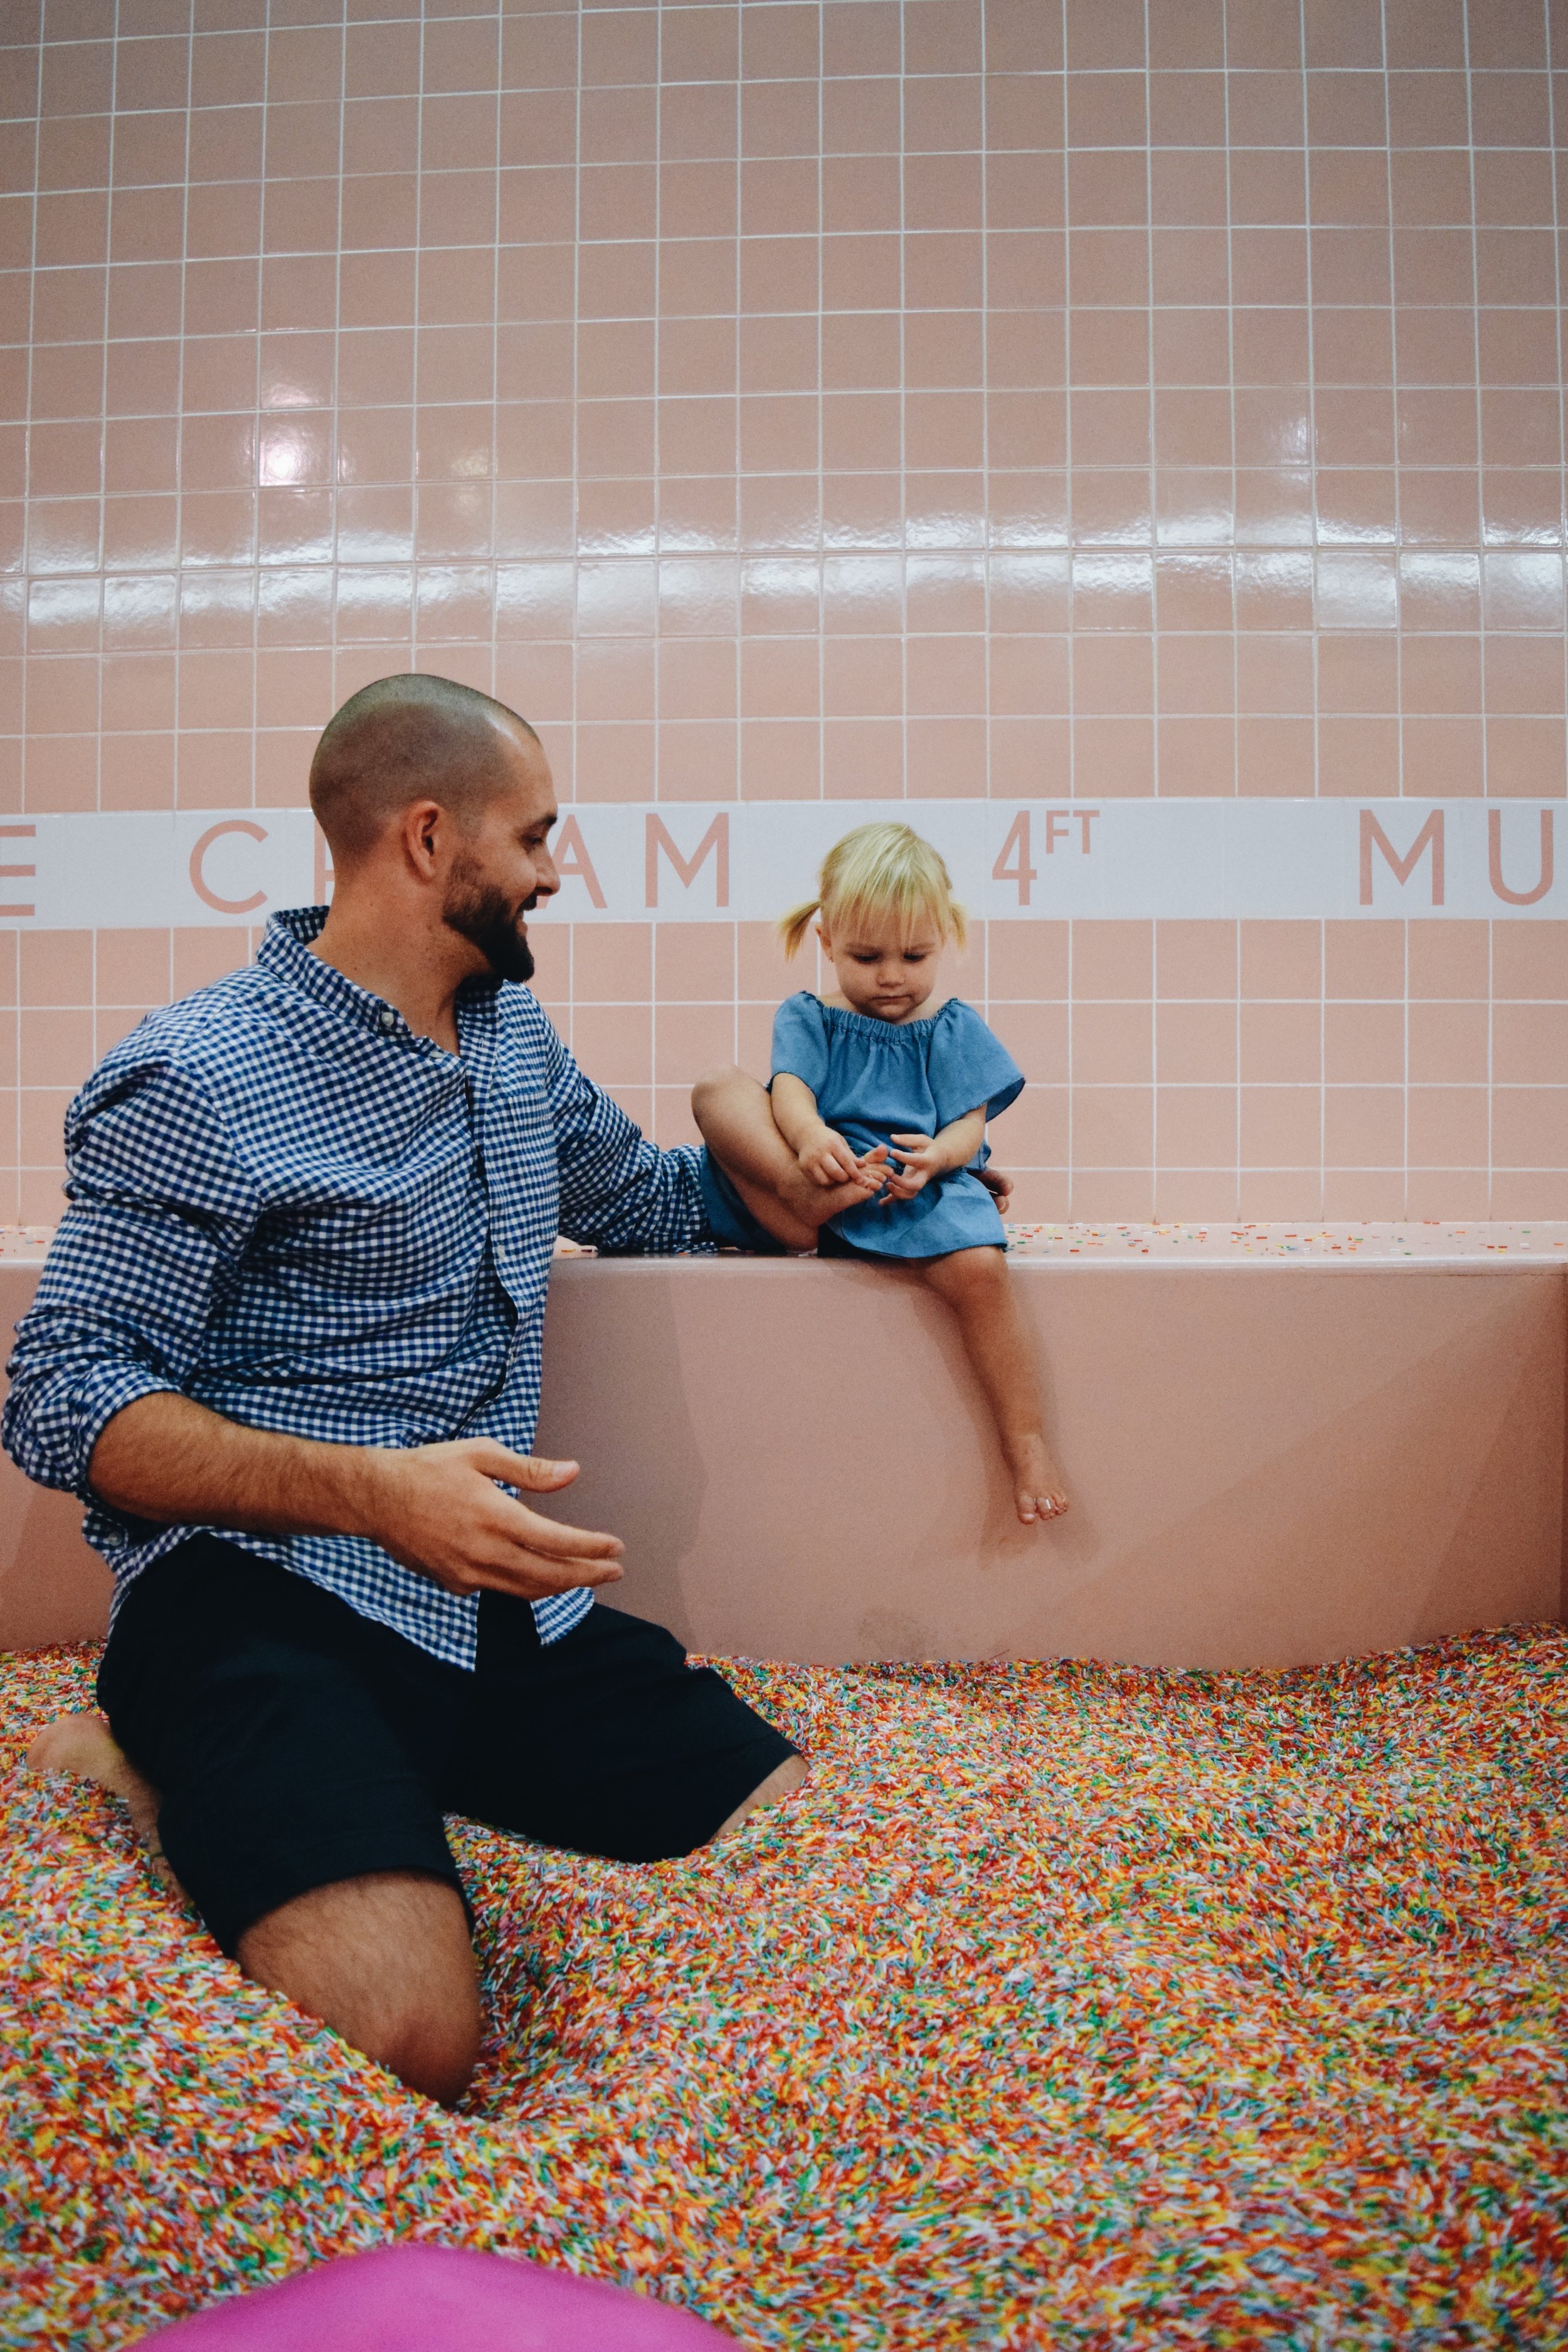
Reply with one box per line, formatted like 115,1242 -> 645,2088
554,815 -> 607,910
645,813 -> 729,909
190,820 -> 268,916
1360,809 -> 1444,908
993,810 -> 1097,905
992,812 -> 1037,905
0,824 -> 35,919
1488,808 -> 1554,908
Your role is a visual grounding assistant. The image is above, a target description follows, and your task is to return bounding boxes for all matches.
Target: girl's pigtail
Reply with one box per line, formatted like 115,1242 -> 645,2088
778,898 -> 820,958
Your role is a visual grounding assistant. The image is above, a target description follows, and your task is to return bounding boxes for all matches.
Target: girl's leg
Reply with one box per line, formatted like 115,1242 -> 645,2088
917,1248 -> 1069,1526
691,1066 -> 884,1250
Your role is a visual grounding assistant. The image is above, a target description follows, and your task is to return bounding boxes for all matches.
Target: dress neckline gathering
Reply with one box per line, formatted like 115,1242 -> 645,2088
806,993 -> 963,1041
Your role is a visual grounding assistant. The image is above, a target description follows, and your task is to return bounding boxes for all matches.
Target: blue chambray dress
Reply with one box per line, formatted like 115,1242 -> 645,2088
701,992 -> 1025,1260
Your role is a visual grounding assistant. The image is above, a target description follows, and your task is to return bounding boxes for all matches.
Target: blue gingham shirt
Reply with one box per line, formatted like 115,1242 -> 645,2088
3,906 -> 712,1667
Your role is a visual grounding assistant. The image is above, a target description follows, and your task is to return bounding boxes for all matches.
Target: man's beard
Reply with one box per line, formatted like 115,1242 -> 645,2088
442,856 -> 536,984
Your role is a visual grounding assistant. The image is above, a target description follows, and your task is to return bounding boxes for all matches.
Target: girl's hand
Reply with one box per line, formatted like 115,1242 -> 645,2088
798,1125 -> 865,1187
853,1144 -> 891,1196
882,1131 -> 943,1200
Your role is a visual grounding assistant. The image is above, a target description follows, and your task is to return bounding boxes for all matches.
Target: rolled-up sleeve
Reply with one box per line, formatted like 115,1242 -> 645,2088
3,1056 -> 261,1499
540,1015 -> 712,1256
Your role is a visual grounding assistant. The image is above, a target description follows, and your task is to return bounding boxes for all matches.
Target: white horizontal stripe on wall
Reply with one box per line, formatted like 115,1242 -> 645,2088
0,802 -> 1559,930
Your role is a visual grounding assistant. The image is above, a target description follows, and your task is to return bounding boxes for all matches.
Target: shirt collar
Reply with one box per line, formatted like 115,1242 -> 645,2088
260,905 -> 501,1048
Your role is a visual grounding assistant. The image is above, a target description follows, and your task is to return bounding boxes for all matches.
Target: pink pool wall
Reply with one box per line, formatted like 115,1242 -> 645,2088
4,1251 -> 1564,1663
0,0 -> 1566,1227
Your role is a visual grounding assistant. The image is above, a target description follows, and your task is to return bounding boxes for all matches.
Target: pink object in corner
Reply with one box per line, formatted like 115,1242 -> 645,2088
136,2244 -> 737,2349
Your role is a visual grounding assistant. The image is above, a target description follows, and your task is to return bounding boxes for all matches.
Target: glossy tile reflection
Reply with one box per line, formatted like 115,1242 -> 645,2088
0,0 -> 1564,1219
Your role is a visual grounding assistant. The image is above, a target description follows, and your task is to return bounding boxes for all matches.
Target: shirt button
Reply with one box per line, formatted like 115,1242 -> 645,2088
378,1008 -> 395,1032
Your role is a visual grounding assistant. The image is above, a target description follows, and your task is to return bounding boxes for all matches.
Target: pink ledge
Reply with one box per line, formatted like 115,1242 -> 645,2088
3,1227 -> 1563,1667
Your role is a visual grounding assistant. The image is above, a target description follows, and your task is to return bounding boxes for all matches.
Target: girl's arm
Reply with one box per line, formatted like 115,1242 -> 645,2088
771,1071 -> 869,1188
883,1105 -> 987,1200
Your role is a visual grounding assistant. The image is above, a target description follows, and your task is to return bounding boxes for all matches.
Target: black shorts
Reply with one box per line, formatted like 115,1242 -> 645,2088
97,1538 -> 798,1957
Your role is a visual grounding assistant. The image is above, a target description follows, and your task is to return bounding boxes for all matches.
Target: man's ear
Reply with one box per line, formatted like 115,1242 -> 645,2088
399,798 -> 446,880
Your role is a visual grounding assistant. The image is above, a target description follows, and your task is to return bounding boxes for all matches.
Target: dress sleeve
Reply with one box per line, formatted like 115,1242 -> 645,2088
769,992 -> 830,1098
926,1002 -> 1026,1127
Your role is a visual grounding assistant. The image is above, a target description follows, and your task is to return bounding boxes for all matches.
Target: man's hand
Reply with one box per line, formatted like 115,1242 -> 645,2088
367,1441 -> 624,1601
977,1162 -> 1013,1216
88,1394 -> 625,1606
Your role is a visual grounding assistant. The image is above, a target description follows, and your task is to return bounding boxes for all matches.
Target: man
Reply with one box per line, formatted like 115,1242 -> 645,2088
6,675 -> 889,2106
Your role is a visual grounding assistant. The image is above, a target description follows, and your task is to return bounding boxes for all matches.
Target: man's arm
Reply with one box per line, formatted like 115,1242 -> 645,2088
89,1396 -> 623,1602
540,1007 -> 716,1253
3,1056 -> 264,1502
6,1053 -> 621,1601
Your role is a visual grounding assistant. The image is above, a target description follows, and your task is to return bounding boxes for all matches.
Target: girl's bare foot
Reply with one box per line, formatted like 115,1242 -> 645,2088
26,1712 -> 180,1892
1006,1434 -> 1069,1527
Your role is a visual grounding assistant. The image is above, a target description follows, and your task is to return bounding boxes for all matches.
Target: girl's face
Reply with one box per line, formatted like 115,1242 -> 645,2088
817,908 -> 945,1023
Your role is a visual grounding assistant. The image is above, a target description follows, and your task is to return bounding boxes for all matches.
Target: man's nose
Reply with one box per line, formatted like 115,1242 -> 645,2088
532,847 -> 560,899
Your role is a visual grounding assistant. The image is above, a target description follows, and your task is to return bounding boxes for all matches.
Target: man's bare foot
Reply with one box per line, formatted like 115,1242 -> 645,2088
26,1712 -> 180,1892
1006,1434 -> 1069,1527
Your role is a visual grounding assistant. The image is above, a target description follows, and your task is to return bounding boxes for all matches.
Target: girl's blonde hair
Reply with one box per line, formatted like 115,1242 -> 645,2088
779,822 -> 967,959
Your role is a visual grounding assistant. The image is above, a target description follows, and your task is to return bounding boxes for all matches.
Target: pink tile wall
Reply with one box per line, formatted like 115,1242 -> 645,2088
0,0 -> 1565,1221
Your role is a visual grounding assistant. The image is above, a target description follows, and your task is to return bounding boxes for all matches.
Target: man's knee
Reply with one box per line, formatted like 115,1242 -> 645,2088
237,1870 -> 480,2108
369,2004 -> 479,2110
707,1752 -> 807,1845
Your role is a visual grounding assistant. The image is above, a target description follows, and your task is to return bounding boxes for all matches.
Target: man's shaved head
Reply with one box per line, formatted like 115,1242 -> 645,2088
309,673 -> 541,863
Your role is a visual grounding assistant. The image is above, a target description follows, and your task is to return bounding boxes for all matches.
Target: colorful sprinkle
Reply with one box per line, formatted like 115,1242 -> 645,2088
3,1629 -> 1566,2347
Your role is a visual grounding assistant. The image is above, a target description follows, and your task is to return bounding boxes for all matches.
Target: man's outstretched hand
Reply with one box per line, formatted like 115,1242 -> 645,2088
89,1393 -> 624,1604
368,1441 -> 623,1600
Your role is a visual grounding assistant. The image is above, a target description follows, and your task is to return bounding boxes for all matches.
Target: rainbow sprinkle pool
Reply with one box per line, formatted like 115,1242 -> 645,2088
4,1629 -> 1566,2349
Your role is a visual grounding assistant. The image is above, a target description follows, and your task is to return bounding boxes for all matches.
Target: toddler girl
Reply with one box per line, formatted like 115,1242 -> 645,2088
693,822 -> 1068,1527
